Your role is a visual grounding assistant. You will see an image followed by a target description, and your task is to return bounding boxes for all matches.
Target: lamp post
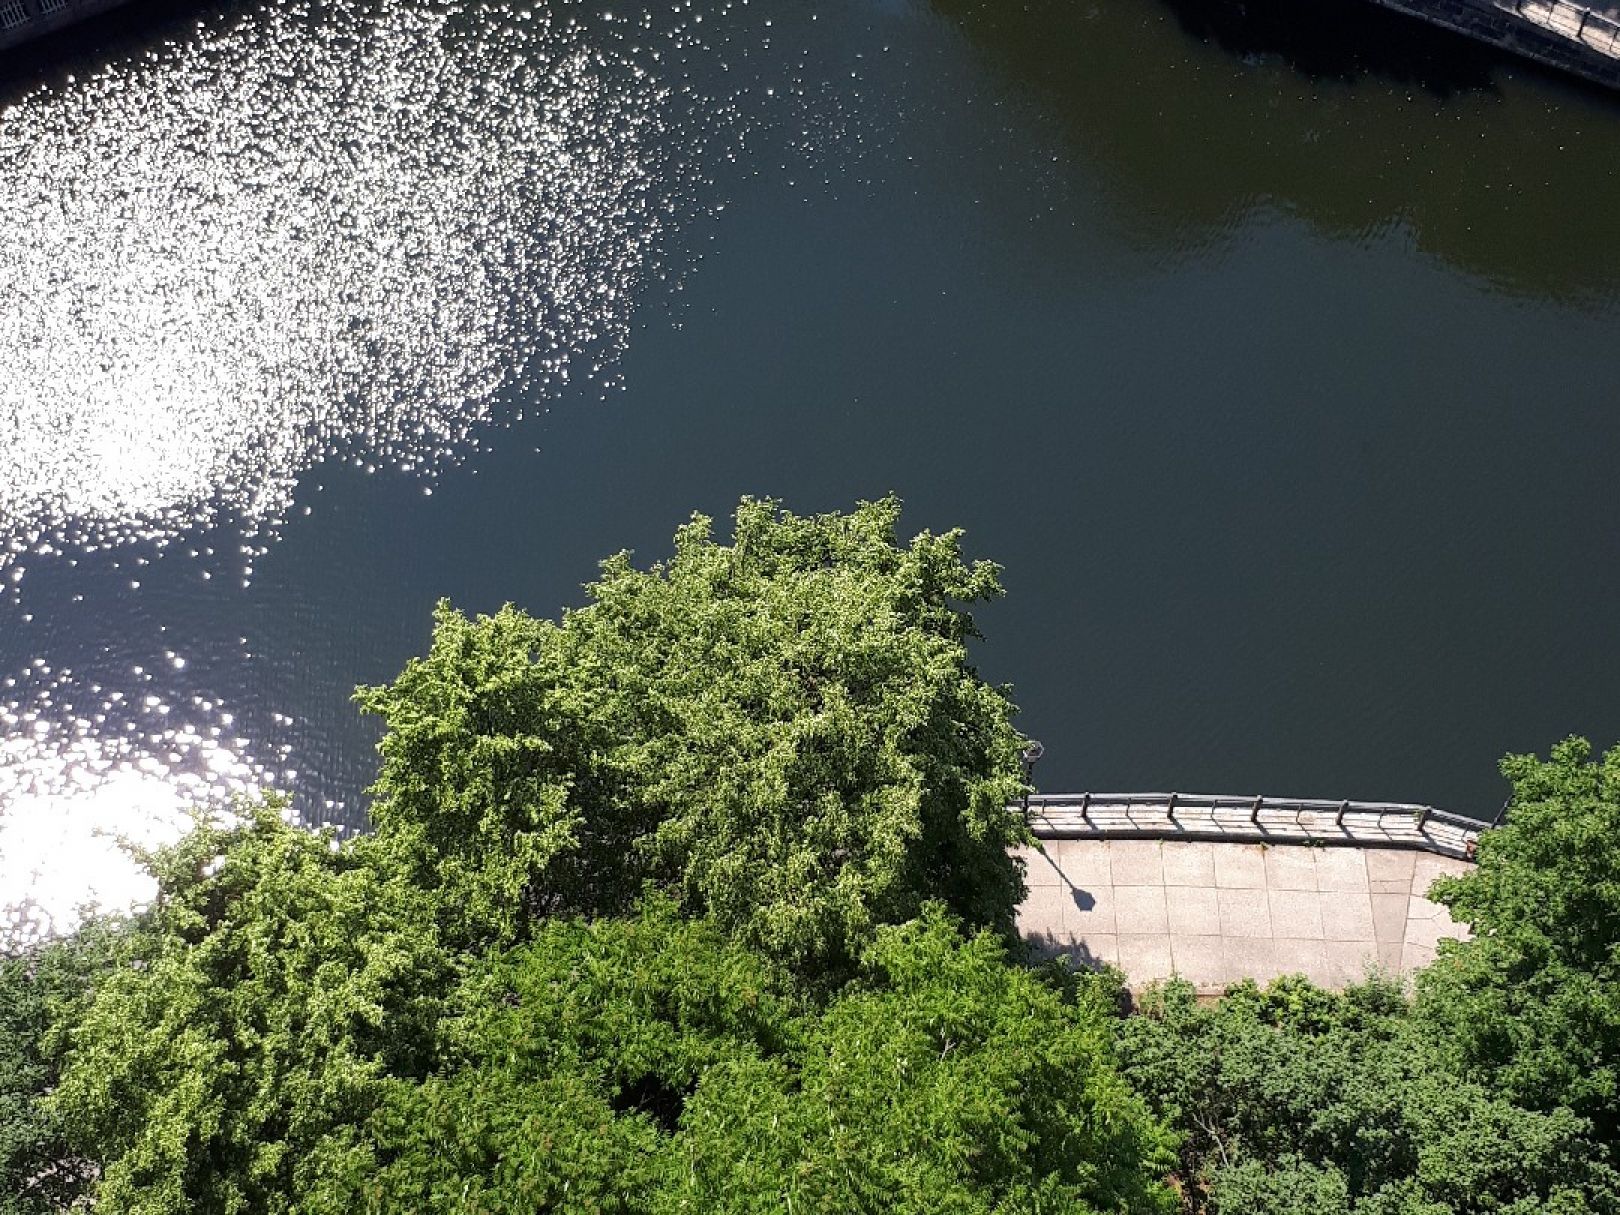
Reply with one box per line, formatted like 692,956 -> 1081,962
1020,740 -> 1045,821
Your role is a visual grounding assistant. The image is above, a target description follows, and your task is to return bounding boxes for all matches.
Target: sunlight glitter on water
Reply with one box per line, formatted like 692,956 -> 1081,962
0,0 -> 849,945
0,0 -> 687,582
0,667 -> 277,951
0,0 -> 718,941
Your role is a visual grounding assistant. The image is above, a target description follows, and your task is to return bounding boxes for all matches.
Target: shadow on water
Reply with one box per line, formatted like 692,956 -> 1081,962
932,0 -> 1620,305
0,0 -> 244,95
1155,0 -> 1504,93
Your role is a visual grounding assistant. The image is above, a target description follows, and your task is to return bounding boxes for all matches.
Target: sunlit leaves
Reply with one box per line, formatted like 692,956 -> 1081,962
1419,736 -> 1620,1140
357,495 -> 1032,977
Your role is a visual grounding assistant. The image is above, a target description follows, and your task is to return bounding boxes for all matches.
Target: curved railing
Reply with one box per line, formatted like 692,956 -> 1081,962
1017,792 -> 1488,860
1508,0 -> 1620,57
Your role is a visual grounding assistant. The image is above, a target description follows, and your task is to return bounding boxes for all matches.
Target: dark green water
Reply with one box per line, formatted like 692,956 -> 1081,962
4,0 -> 1620,928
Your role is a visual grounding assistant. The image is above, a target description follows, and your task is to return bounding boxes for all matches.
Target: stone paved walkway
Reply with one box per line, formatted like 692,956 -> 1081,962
1014,839 -> 1471,993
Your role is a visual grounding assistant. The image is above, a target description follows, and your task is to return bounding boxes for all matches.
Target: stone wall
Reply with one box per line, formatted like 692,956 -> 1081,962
1014,839 -> 1471,993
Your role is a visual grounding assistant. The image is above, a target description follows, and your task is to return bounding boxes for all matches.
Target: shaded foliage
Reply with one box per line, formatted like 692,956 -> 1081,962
352,903 -> 1176,1215
0,923 -> 119,1214
1119,976 -> 1618,1214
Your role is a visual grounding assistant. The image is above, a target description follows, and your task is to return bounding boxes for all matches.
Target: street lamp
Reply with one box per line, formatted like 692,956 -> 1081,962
1020,740 -> 1045,819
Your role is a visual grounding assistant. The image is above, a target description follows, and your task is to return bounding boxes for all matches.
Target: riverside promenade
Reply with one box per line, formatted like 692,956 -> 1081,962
1013,793 -> 1481,993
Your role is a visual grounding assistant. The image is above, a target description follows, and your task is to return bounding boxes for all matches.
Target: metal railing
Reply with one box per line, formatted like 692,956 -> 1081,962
1509,0 -> 1620,57
1014,791 -> 1490,859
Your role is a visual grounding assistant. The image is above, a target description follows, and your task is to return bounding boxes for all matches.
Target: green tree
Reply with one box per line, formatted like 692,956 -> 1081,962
49,804 -> 453,1215
355,902 -> 1176,1215
673,908 -> 1177,1215
357,495 -> 1032,979
1419,736 -> 1620,1142
353,898 -> 798,1213
1119,976 -> 1617,1214
0,923 -> 119,1215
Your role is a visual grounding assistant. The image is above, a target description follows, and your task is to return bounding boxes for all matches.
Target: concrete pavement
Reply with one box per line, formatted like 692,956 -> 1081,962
1014,839 -> 1472,993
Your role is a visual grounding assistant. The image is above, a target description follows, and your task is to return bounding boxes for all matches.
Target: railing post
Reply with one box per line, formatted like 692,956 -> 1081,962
1250,794 -> 1263,824
1416,806 -> 1431,830
1490,797 -> 1508,828
1080,791 -> 1091,819
1335,799 -> 1348,827
1167,792 -> 1178,821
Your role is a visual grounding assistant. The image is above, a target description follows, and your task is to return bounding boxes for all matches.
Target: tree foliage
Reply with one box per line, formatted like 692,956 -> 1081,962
0,924 -> 118,1215
356,495 -> 1031,977
1418,736 -> 1620,1140
353,903 -> 1175,1215
49,805 -> 452,1215
1118,976 -> 1617,1214
22,500 -> 1620,1215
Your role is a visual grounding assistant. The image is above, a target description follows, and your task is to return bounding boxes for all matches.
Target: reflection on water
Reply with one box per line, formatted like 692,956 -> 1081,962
934,0 -> 1620,304
0,0 -> 697,581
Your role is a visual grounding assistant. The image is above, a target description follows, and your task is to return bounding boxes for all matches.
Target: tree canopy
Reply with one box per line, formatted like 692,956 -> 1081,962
1119,976 -> 1618,1214
353,903 -> 1175,1214
0,923 -> 115,1215
355,495 -> 1031,977
1417,736 -> 1620,1141
49,805 -> 452,1215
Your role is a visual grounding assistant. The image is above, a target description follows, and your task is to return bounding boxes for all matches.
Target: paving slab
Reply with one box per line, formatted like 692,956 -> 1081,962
1161,841 -> 1216,886
1314,848 -> 1371,892
1218,887 -> 1273,938
1050,839 -> 1114,885
1076,933 -> 1119,967
1273,937 -> 1332,987
1365,850 -> 1417,885
1167,885 -> 1221,936
1119,933 -> 1176,983
1114,884 -> 1170,934
1214,845 -> 1269,889
1412,853 -> 1470,898
1224,937 -> 1285,985
1320,891 -> 1377,941
1168,935 -> 1226,989
1403,907 -> 1464,952
1016,883 -> 1075,948
1264,845 -> 1319,891
1370,892 -> 1410,945
1110,845 -> 1166,887
1014,846 -> 1064,887
1402,941 -> 1438,972
1268,887 -> 1325,939
1324,939 -> 1376,987
1067,883 -> 1117,937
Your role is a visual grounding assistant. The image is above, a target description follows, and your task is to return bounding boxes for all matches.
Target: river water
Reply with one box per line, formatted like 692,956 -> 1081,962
3,0 -> 1619,940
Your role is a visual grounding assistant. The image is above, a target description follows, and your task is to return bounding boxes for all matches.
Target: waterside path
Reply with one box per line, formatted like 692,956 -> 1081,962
1012,792 -> 1483,993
